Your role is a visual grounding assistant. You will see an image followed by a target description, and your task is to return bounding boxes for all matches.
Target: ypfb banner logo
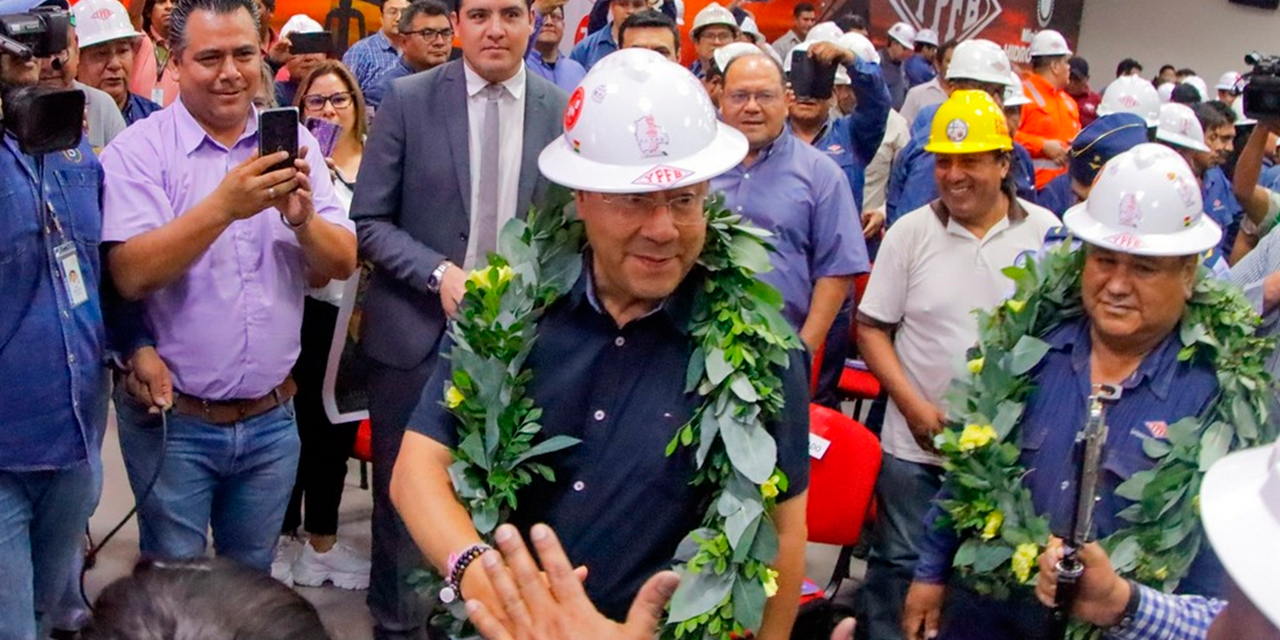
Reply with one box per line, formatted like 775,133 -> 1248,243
886,0 -> 1004,44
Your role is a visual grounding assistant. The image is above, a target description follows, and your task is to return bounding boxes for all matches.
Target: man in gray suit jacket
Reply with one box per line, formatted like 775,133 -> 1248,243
349,0 -> 568,632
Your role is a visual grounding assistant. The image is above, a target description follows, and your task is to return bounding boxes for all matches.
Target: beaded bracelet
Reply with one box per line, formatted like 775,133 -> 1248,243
440,543 -> 492,603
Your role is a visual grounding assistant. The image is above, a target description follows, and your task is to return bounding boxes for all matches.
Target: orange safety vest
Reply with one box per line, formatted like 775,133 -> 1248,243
1016,72 -> 1081,189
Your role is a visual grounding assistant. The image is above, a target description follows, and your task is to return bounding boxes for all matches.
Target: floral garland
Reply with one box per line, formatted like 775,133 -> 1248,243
935,241 -> 1276,625
413,186 -> 804,640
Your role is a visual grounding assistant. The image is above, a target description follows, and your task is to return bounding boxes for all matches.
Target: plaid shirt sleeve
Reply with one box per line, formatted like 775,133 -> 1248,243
1105,584 -> 1227,640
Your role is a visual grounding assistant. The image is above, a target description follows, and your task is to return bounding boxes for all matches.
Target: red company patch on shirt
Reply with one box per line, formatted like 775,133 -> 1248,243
1145,421 -> 1168,439
634,165 -> 693,187
564,86 -> 585,131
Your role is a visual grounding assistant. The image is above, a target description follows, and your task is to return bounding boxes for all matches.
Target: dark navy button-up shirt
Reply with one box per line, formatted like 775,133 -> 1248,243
365,57 -> 414,111
0,135 -> 108,471
712,130 -> 870,330
1202,167 -> 1242,256
408,264 -> 812,621
915,317 -> 1226,609
811,58 -> 891,213
568,26 -> 617,72
122,92 -> 162,126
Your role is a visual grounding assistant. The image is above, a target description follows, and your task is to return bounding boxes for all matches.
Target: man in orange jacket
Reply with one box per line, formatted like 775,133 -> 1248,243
1016,29 -> 1080,189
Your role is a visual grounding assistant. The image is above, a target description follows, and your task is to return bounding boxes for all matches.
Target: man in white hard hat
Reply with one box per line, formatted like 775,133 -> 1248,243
903,27 -> 937,88
1096,74 -> 1162,131
770,1 -> 815,61
879,21 -> 915,110
274,14 -> 328,107
905,143 -> 1230,640
73,0 -> 162,125
1217,71 -> 1243,107
688,2 -> 738,78
392,48 -> 812,640
569,0 -> 649,71
1018,28 -> 1080,189
1033,440 -> 1280,640
1153,102 -> 1244,257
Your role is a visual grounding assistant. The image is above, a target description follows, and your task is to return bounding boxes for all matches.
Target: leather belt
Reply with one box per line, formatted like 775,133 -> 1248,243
173,377 -> 298,425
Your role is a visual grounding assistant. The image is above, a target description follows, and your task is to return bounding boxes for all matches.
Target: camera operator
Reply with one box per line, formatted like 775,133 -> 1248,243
100,0 -> 356,574
0,9 -> 161,636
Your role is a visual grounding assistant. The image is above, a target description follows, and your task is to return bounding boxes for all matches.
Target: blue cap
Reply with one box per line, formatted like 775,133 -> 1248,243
1069,113 -> 1149,186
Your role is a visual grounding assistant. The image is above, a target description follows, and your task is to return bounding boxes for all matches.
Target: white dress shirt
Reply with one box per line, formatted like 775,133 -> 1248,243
463,61 -> 527,270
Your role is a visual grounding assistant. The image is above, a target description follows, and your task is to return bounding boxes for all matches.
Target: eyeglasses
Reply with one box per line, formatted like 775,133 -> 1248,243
543,11 -> 565,22
698,29 -> 735,45
724,90 -> 782,108
302,91 -> 355,111
403,27 -> 454,40
599,193 -> 709,224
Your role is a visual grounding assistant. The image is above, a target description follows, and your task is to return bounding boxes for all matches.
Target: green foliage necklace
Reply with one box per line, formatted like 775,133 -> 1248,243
418,186 -> 804,640
936,242 -> 1275,635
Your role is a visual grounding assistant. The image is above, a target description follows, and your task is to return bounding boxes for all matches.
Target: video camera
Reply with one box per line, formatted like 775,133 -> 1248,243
0,5 -> 85,155
1243,52 -> 1280,120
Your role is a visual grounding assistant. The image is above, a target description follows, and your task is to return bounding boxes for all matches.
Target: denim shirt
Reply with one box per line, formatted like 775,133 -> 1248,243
0,135 -> 108,471
812,58 -> 891,213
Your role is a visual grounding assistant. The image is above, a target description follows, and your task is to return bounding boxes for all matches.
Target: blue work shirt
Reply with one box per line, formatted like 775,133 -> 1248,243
915,317 -> 1227,612
0,135 -> 108,471
887,104 -> 1039,225
712,130 -> 870,330
810,58 -> 891,213
1038,171 -> 1073,217
878,48 -> 907,110
568,27 -> 617,72
904,54 -> 936,87
407,263 -> 812,621
525,50 -> 587,93
122,93 -> 162,126
1202,167 -> 1242,256
365,57 -> 414,111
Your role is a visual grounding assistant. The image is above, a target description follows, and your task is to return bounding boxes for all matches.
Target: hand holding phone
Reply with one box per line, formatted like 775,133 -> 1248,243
259,107 -> 299,173
305,117 -> 343,158
790,49 -> 837,101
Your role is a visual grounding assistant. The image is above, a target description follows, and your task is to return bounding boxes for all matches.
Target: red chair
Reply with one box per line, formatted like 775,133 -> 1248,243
838,272 -> 882,415
806,403 -> 882,595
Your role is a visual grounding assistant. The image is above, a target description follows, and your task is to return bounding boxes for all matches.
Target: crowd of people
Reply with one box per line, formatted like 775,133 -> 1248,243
2,0 -> 1280,638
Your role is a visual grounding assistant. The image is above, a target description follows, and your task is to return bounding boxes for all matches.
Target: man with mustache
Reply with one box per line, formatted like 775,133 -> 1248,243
73,0 -> 162,126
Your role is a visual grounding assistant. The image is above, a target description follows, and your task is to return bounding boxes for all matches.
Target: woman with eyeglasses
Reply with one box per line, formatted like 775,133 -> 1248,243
269,60 -> 373,592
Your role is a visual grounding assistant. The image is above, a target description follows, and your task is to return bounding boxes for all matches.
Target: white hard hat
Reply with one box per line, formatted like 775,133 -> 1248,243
674,0 -> 684,25
946,39 -> 1016,86
1155,102 -> 1210,153
915,28 -> 939,47
281,14 -> 324,37
1216,71 -> 1243,92
1063,143 -> 1220,257
1158,82 -> 1176,103
713,42 -> 760,74
1097,75 -> 1162,127
1004,71 -> 1031,107
805,21 -> 843,44
540,48 -> 747,193
1181,75 -> 1209,102
836,31 -> 880,64
1201,441 -> 1280,631
783,41 -> 850,85
691,3 -> 737,39
1029,29 -> 1071,57
72,0 -> 142,48
887,21 -> 915,48
738,15 -> 763,44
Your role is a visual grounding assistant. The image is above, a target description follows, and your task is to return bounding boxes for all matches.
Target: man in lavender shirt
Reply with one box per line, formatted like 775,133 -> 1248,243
99,0 -> 357,572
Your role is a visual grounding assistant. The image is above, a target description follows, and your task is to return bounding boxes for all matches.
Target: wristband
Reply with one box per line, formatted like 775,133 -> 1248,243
280,210 -> 313,231
440,543 -> 492,603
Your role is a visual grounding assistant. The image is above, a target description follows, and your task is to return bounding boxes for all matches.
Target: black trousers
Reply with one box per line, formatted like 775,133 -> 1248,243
283,297 -> 361,536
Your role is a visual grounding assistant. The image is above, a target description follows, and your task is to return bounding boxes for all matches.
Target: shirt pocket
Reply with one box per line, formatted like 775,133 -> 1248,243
51,167 -> 102,248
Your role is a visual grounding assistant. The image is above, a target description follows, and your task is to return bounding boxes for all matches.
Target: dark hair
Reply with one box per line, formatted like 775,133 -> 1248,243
1032,54 -> 1067,71
1171,83 -> 1202,105
792,2 -> 814,17
142,0 -> 161,34
618,9 -> 678,52
938,39 -> 959,63
1176,67 -> 1197,78
83,558 -> 331,640
1116,58 -> 1142,77
834,13 -> 866,33
1198,100 -> 1236,129
168,0 -> 260,55
296,60 -> 369,140
398,0 -> 449,30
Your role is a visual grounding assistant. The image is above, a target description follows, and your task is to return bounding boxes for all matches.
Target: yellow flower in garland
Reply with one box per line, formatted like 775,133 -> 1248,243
1006,298 -> 1027,313
981,510 -> 1004,540
445,384 -> 465,409
958,424 -> 998,452
467,265 -> 514,290
1153,566 -> 1169,581
761,473 -> 781,500
1011,543 -> 1039,583
967,357 -> 984,374
762,568 -> 780,597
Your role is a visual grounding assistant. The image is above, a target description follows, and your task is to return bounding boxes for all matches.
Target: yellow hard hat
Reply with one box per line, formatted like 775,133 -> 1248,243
925,90 -> 1014,155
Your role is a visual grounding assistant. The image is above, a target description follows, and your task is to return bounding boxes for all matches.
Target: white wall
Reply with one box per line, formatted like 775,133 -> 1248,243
1078,0 -> 1280,90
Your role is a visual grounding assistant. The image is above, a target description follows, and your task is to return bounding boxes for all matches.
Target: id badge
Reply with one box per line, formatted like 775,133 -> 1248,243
151,88 -> 165,105
55,242 -> 89,308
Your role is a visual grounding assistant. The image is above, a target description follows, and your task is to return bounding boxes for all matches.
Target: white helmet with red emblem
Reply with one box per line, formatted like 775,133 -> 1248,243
539,48 -> 748,193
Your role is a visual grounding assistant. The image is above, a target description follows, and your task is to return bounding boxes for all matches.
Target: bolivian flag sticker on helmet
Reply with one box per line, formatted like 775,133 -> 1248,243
946,119 -> 970,143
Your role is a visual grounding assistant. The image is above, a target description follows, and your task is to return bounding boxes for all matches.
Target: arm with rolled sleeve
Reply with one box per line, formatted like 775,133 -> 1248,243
349,83 -> 448,295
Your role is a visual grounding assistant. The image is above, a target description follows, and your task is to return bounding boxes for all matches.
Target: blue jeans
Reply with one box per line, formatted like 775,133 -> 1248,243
858,454 -> 944,640
115,394 -> 301,572
0,460 -> 97,640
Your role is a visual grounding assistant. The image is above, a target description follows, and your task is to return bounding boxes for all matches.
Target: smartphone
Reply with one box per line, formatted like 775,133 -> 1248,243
790,50 -> 836,101
290,31 -> 332,55
305,117 -> 342,158
259,107 -> 299,173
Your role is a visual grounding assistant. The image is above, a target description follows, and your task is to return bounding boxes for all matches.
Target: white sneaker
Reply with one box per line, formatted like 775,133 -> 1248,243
271,535 -> 302,587
292,539 -> 371,590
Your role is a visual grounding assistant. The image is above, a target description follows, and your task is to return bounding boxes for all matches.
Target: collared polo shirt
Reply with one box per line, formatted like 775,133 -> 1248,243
859,195 -> 1059,466
712,131 -> 870,330
408,263 -> 812,621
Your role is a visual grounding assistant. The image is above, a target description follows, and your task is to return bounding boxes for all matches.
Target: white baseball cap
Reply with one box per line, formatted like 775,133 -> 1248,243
1201,441 -> 1280,630
1217,71 -> 1243,92
1029,29 -> 1071,57
887,21 -> 915,48
539,48 -> 748,193
1155,102 -> 1211,153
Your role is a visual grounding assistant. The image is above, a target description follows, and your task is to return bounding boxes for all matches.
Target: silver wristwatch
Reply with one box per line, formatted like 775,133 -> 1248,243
427,260 -> 452,293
